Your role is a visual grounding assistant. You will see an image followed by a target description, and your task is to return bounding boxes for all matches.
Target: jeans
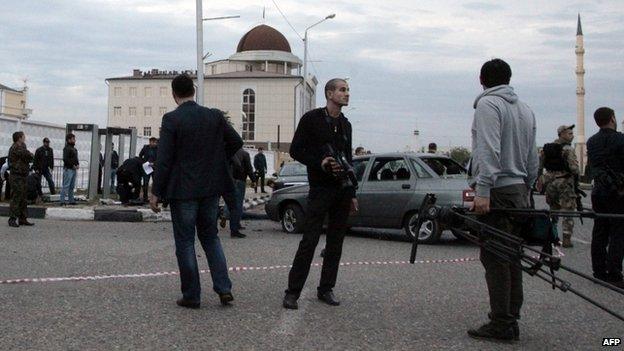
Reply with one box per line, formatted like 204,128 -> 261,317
60,168 -> 77,204
287,185 -> 352,296
41,168 -> 55,194
110,169 -> 117,193
223,179 -> 246,232
170,196 -> 232,302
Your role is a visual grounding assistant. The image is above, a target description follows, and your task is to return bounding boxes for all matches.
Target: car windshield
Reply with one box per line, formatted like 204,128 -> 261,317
279,162 -> 307,177
420,157 -> 466,177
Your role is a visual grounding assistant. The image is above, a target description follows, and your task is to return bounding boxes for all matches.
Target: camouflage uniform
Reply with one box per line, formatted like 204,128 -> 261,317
8,142 -> 33,221
540,137 -> 579,245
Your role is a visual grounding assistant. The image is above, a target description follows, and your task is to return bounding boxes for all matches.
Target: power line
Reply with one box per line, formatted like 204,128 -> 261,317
271,0 -> 302,40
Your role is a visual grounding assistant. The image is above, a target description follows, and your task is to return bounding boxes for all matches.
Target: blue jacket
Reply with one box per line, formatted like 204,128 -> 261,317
152,101 -> 243,200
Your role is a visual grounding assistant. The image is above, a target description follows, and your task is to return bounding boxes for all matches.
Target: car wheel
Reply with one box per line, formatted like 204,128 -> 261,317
281,203 -> 304,234
404,211 -> 442,244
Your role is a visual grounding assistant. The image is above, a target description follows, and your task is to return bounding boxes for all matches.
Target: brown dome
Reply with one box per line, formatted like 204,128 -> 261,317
236,25 -> 291,53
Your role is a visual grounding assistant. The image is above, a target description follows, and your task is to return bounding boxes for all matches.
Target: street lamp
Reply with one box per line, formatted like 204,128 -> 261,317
195,0 -> 239,105
302,13 -> 335,114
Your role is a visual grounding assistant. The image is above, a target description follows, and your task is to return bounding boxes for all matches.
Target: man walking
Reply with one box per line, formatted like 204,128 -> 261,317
33,137 -> 55,195
60,133 -> 79,206
253,147 -> 267,193
140,137 -> 158,202
8,131 -> 34,227
150,73 -> 243,308
468,58 -> 538,342
540,125 -> 579,247
224,148 -> 256,238
586,107 -> 624,288
283,78 -> 358,310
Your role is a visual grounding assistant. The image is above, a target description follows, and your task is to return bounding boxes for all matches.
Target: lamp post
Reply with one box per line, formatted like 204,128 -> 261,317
302,13 -> 335,114
195,0 -> 239,105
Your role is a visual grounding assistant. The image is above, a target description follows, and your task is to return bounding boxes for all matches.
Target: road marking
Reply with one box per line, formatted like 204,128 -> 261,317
572,237 -> 591,245
0,257 -> 478,285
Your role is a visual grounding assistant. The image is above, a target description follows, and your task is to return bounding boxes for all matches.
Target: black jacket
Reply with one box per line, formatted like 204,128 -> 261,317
232,149 -> 256,182
106,150 -> 119,169
587,128 -> 624,196
152,101 -> 243,200
253,153 -> 267,173
116,157 -> 144,187
140,145 -> 158,163
63,144 -> 79,169
289,108 -> 355,197
34,145 -> 54,171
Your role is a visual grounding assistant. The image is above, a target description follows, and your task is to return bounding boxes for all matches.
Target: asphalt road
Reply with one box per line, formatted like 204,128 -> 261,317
0,203 -> 623,350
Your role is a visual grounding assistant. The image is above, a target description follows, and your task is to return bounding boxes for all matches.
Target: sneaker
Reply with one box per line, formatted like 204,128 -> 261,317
467,322 -> 515,342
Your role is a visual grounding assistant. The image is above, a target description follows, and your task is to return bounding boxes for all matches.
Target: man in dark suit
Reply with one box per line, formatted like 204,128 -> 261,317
282,78 -> 359,309
139,137 -> 158,202
253,147 -> 267,193
33,137 -> 55,194
150,73 -> 243,309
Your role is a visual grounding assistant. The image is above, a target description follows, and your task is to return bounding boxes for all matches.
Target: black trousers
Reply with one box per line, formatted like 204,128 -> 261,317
142,174 -> 152,201
591,194 -> 624,281
479,184 -> 528,327
254,172 -> 266,192
287,185 -> 352,296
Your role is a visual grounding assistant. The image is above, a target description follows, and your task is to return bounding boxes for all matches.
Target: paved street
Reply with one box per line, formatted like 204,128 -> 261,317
1,202 -> 623,350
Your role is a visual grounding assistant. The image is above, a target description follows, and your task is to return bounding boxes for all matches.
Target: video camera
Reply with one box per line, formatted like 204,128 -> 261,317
324,143 -> 358,190
409,193 -> 624,322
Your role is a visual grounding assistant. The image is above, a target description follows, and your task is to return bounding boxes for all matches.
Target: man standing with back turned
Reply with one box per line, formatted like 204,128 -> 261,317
8,131 -> 34,227
469,59 -> 538,342
150,74 -> 243,309
282,78 -> 358,310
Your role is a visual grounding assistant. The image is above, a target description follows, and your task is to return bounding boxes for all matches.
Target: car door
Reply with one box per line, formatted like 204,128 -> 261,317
357,156 -> 416,228
347,157 -> 371,227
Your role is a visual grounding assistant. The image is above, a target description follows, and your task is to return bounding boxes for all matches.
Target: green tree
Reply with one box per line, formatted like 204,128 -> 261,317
450,146 -> 471,166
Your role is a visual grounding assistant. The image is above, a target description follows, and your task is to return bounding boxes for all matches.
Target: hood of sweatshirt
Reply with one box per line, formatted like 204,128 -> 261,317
473,85 -> 518,109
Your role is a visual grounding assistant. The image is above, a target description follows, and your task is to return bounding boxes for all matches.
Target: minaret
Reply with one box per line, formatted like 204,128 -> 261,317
575,14 -> 586,174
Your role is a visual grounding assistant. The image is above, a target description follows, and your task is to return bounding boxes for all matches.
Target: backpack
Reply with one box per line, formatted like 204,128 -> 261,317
542,143 -> 567,172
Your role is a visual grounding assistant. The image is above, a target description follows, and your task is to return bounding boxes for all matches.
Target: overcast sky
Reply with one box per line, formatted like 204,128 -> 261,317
1,0 -> 623,152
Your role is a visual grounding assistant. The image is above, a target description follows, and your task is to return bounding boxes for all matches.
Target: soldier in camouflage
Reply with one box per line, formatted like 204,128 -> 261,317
539,125 -> 579,247
7,131 -> 34,228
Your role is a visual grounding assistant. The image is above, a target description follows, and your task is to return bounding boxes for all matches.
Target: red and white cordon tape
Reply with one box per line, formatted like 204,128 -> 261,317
0,257 -> 477,285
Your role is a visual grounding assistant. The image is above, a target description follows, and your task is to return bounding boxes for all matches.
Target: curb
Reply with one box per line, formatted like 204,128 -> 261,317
0,194 -> 271,223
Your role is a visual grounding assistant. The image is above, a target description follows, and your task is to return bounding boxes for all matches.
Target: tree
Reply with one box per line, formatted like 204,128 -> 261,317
450,146 -> 471,166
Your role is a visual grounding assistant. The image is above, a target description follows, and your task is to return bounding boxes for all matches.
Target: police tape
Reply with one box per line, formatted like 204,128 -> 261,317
0,257 -> 478,285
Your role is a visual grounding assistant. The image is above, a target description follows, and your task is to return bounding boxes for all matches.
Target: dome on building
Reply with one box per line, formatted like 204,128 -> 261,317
236,25 -> 292,53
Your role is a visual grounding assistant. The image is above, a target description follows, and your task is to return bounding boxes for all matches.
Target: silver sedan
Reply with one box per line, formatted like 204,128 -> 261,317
265,152 -> 474,244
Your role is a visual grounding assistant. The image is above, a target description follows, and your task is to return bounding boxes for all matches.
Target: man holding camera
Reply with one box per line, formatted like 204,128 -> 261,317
282,78 -> 358,310
469,59 -> 538,342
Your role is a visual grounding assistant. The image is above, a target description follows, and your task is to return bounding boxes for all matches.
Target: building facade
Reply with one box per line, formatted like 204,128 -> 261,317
0,83 -> 31,119
106,25 -> 317,151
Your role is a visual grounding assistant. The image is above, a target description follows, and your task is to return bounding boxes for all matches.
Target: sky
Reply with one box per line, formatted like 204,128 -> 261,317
1,0 -> 623,152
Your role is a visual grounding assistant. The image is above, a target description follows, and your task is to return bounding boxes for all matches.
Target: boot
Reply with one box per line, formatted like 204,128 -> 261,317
562,235 -> 573,248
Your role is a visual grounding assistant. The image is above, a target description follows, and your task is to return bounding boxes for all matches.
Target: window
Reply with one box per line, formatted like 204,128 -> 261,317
143,127 -> 151,136
368,158 -> 411,181
159,107 -> 167,116
144,106 -> 152,116
113,87 -> 122,97
129,87 -> 137,97
129,107 -> 136,116
144,87 -> 152,97
420,157 -> 467,177
279,162 -> 307,177
352,158 -> 370,182
113,106 -> 122,117
160,87 -> 167,97
410,159 -> 433,178
242,88 -> 255,140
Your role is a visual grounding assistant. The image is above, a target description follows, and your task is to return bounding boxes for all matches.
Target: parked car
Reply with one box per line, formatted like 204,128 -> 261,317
271,161 -> 308,191
265,152 -> 474,244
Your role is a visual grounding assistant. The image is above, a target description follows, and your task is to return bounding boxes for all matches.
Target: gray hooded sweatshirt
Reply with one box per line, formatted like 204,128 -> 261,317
470,85 -> 538,197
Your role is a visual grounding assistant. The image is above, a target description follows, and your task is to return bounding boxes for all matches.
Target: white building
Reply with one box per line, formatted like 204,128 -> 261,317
106,24 -> 317,151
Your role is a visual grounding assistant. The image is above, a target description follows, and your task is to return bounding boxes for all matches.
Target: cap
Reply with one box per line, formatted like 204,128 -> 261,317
557,124 -> 575,135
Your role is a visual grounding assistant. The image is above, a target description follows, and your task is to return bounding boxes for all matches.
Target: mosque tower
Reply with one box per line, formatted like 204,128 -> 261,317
575,14 -> 586,173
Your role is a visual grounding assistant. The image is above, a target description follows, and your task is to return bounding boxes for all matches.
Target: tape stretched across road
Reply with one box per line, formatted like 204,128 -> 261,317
0,257 -> 478,285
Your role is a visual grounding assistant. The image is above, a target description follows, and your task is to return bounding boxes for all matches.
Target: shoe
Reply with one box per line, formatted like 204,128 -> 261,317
467,322 -> 515,342
261,191 -> 267,194
8,218 -> 19,228
219,217 -> 227,229
219,292 -> 234,306
60,203 -> 66,207
488,313 -> 519,341
283,293 -> 298,309
176,298 -> 200,309
239,226 -> 246,230
68,202 -> 77,206
562,237 -> 574,248
317,291 -> 340,306
231,231 -> 247,238
18,219 -> 34,226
